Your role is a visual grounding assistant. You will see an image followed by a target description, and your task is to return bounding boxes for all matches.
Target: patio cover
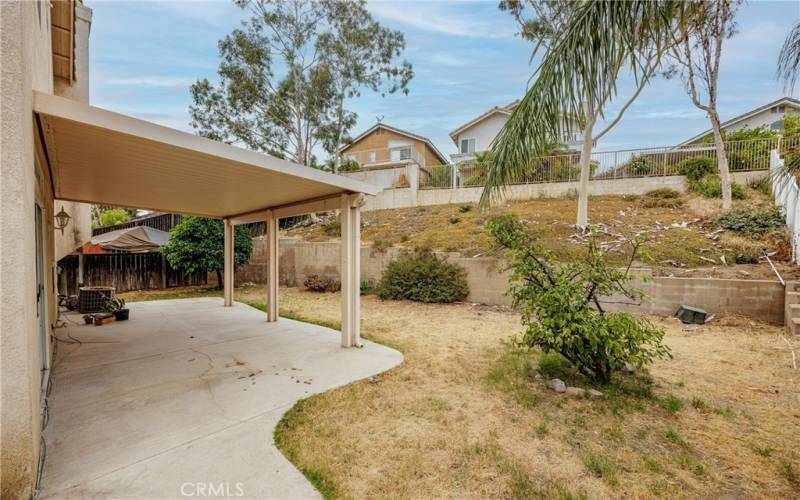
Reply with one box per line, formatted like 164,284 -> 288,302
89,226 -> 170,253
34,91 -> 374,347
33,92 -> 379,219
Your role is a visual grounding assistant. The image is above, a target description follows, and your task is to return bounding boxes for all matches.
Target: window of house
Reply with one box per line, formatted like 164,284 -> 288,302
369,151 -> 377,162
399,147 -> 412,160
460,138 -> 476,154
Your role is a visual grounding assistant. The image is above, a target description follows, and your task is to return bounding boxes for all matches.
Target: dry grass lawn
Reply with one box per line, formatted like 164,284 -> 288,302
124,286 -> 800,499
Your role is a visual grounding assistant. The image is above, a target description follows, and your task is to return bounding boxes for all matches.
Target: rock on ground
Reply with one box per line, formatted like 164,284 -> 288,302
565,387 -> 586,397
547,378 -> 566,393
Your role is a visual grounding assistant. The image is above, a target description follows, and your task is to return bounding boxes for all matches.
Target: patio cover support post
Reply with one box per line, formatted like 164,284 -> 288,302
223,218 -> 234,307
266,210 -> 278,322
340,193 -> 363,348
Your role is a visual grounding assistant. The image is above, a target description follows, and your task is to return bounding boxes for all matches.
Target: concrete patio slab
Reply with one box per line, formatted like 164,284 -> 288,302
39,298 -> 402,499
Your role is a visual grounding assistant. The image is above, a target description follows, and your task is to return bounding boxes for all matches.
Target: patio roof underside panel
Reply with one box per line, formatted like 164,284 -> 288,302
33,92 -> 378,219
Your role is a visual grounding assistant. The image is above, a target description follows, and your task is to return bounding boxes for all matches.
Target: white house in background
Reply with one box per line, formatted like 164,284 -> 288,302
679,96 -> 800,145
448,100 -> 585,163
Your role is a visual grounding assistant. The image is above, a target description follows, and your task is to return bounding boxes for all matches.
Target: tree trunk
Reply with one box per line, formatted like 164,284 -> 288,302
216,270 -> 223,290
576,99 -> 595,230
333,92 -> 346,174
709,110 -> 732,210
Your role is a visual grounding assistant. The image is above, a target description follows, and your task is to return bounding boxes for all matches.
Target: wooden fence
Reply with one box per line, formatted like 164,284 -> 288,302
58,252 -> 207,296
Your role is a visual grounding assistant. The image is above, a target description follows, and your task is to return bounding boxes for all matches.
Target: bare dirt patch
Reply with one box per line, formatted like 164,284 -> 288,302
131,287 -> 800,498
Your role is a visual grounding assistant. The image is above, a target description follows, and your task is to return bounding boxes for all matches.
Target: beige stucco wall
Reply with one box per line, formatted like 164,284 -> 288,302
1,2 -> 92,497
1,1 -> 54,497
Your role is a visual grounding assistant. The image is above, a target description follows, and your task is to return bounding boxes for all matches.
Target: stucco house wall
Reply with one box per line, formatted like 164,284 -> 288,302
1,2 -> 92,497
2,2 -> 54,497
722,104 -> 799,134
452,111 -> 509,156
341,125 -> 445,168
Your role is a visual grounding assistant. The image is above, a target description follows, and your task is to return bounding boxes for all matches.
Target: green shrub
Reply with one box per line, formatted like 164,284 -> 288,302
376,251 -> 469,303
99,208 -> 133,227
462,174 -> 485,187
640,189 -> 684,208
677,157 -> 715,181
624,155 -> 660,176
748,176 -> 770,195
360,278 -> 376,295
486,215 -> 671,383
303,274 -> 341,293
645,188 -> 681,199
717,207 -> 785,238
688,174 -> 745,199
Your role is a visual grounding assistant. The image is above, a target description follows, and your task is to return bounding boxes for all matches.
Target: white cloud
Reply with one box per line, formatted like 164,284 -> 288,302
429,53 -> 469,67
368,1 -> 512,39
105,76 -> 195,88
637,109 -> 706,120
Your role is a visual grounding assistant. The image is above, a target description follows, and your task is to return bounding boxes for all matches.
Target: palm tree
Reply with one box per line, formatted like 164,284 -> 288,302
778,21 -> 800,94
778,22 -> 800,172
481,1 -> 683,228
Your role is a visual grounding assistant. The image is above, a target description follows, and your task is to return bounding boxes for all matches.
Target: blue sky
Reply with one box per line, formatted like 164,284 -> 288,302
90,0 -> 800,158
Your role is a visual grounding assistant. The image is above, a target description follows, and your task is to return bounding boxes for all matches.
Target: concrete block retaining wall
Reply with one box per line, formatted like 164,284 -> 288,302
236,239 -> 784,324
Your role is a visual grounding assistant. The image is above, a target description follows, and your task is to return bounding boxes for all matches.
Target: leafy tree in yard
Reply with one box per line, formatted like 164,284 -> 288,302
664,0 -> 741,210
486,214 -> 671,383
91,205 -> 137,228
318,0 -> 412,172
161,217 -> 253,287
190,0 -> 411,168
97,208 -> 132,228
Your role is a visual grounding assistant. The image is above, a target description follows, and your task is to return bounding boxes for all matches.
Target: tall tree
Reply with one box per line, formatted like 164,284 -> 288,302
496,0 -> 672,229
191,0 -> 333,165
318,0 -> 412,173
190,0 -> 412,168
665,0 -> 740,210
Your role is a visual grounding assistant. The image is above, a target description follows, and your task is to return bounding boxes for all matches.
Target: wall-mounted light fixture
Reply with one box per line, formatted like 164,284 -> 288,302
55,206 -> 71,234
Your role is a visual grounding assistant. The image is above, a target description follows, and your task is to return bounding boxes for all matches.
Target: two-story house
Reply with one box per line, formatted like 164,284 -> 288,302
449,101 -> 585,164
340,122 -> 449,170
678,96 -> 800,145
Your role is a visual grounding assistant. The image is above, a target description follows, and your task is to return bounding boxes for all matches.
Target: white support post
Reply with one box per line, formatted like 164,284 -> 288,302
340,193 -> 362,347
266,210 -> 279,322
223,218 -> 234,307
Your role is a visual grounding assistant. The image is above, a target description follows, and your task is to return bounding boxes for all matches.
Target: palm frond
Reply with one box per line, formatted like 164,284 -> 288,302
778,22 -> 800,94
481,1 -> 683,206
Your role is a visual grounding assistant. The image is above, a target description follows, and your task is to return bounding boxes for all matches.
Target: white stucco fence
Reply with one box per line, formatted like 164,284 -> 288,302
771,149 -> 800,263
353,170 -> 767,212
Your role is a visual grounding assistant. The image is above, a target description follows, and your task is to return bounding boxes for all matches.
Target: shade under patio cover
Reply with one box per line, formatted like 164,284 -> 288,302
33,92 -> 378,220
89,226 -> 170,253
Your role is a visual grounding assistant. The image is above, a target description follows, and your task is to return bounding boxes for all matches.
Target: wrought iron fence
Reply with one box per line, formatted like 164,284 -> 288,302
418,136 -> 800,190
